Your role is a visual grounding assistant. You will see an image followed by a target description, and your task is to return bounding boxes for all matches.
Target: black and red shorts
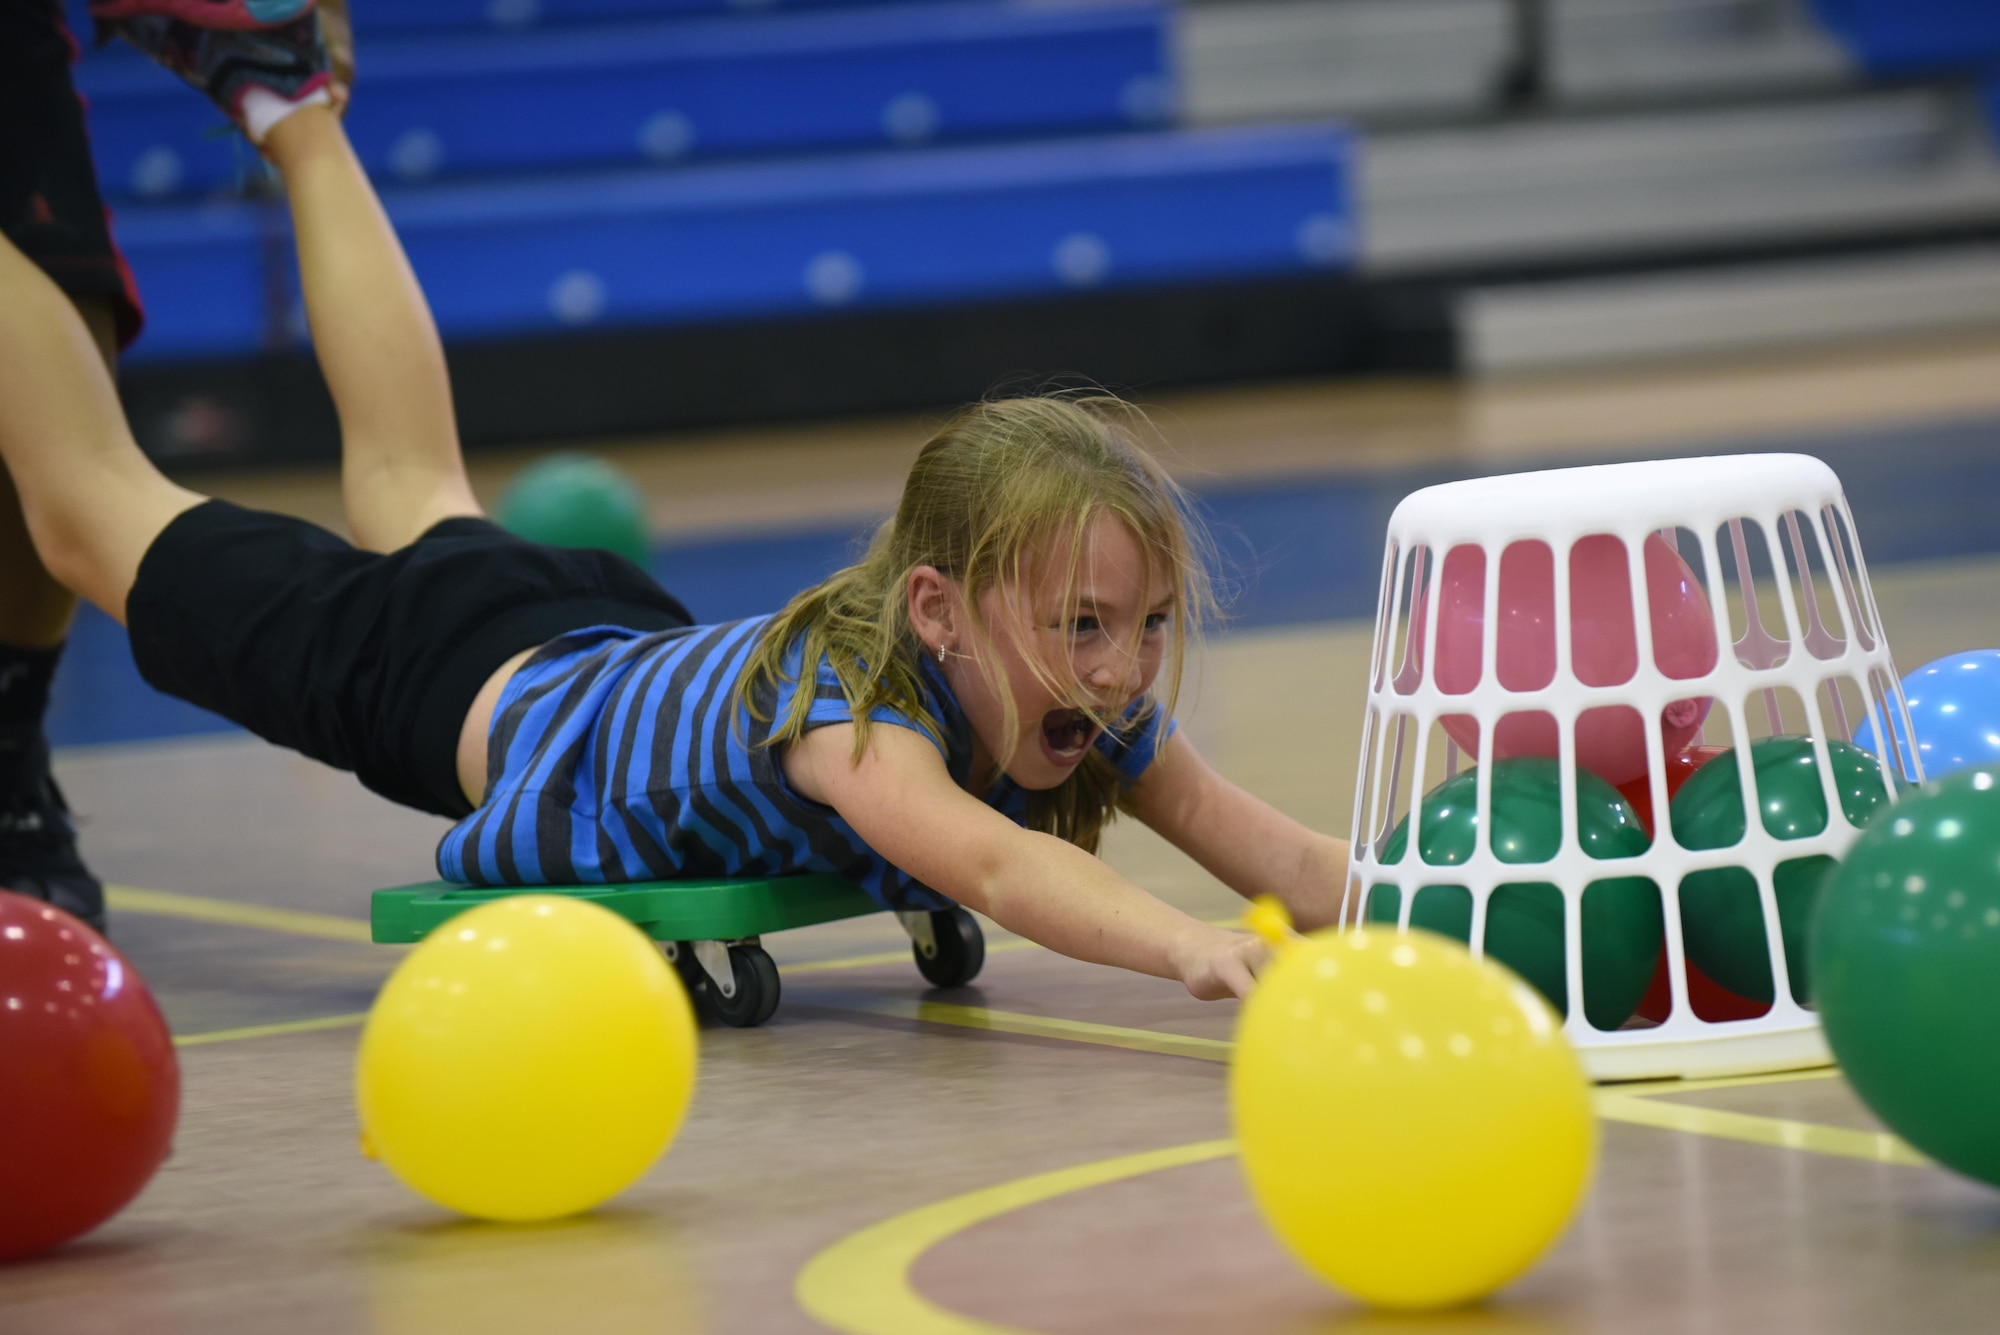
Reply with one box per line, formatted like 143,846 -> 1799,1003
1,1 -> 145,348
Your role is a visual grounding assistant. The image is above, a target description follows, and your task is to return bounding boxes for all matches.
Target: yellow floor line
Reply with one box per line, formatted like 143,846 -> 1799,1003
789,1010 -> 1922,1334
791,1098 -> 1926,1335
785,948 -> 923,974
795,1138 -> 1235,1335
99,883 -> 1054,971
174,1012 -> 368,1048
814,996 -> 1927,1167
786,938 -> 1041,976
785,914 -> 1241,976
107,885 -> 373,943
1613,1067 -> 1843,1098
103,881 -> 1236,970
811,994 -> 1233,1062
1594,1092 -> 1926,1166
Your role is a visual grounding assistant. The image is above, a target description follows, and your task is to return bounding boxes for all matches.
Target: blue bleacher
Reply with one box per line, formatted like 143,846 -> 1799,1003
349,0 -> 955,30
77,1 -> 1170,200
112,206 -> 276,356
61,0 -> 955,38
116,124 -> 1353,360
76,0 -> 1357,375
1810,0 -> 2000,74
1808,0 -> 2000,141
61,0 -> 930,43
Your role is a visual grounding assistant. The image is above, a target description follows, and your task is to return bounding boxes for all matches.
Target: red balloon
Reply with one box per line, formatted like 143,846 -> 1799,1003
1633,947 -> 1771,1025
0,892 -> 179,1260
1616,743 -> 1732,836
1404,533 -> 1718,786
1625,742 -> 1765,1025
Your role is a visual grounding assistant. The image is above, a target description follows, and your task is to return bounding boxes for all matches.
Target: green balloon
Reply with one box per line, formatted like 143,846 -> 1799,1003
1813,768 -> 2000,1186
1368,757 -> 1661,1031
1670,737 -> 1893,1004
496,453 -> 651,568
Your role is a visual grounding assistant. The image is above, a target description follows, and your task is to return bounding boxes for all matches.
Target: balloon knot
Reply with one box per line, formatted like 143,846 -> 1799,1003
1663,696 -> 1709,728
1244,897 -> 1296,950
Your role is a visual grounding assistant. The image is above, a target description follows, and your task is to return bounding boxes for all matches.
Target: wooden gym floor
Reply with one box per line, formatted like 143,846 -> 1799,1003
6,336 -> 2000,1333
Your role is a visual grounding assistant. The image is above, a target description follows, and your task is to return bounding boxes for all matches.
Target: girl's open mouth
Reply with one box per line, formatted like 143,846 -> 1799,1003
1039,708 -> 1100,767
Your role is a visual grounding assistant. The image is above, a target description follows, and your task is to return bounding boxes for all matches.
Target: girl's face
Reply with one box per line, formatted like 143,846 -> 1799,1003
952,514 -> 1173,791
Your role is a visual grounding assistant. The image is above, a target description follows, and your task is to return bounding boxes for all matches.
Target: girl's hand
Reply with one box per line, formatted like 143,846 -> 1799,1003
1172,924 -> 1272,1000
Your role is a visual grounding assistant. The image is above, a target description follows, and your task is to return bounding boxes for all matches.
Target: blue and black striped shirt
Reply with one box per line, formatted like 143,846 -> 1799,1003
436,616 -> 1174,910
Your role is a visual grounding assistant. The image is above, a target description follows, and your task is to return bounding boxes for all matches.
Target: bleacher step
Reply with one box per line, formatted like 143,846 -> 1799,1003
1459,243 -> 2000,372
1548,0 -> 1855,102
1362,90 -> 2000,271
1178,0 -> 1512,125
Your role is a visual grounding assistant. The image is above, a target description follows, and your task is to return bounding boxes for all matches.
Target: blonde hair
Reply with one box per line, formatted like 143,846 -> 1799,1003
738,393 -> 1216,852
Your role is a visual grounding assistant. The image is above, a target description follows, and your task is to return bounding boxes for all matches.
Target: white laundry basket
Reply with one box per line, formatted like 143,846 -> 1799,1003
1343,454 -> 1917,1080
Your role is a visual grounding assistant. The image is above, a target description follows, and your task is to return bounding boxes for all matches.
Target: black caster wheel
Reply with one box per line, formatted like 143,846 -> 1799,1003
673,941 -> 782,1027
913,907 -> 985,988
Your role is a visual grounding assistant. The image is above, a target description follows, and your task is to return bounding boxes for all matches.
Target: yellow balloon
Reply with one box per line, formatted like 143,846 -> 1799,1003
356,896 -> 697,1222
1231,924 -> 1594,1310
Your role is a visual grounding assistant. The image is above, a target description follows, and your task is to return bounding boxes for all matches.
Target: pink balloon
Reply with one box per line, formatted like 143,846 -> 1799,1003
1401,533 -> 1718,785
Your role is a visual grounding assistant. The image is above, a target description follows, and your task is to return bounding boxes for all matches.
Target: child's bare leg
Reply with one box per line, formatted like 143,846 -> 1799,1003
0,235 -> 203,625
260,106 -> 481,553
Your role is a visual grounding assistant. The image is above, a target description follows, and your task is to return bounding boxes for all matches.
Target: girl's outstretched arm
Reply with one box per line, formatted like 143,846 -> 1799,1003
1124,733 -> 1351,932
786,723 -> 1271,999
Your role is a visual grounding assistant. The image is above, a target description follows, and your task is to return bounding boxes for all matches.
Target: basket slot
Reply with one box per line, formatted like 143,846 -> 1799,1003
1821,503 -> 1882,651
1780,510 -> 1845,661
1369,539 -> 1401,692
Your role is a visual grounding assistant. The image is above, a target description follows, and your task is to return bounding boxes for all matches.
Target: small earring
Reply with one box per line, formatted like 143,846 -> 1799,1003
936,643 -> 948,664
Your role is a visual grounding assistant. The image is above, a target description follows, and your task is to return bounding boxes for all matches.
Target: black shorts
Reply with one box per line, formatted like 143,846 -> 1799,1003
126,501 -> 693,819
2,1 -> 145,348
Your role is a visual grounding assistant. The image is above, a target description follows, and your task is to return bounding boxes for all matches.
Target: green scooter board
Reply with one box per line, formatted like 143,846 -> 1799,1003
369,873 -> 880,945
368,874 -> 985,1028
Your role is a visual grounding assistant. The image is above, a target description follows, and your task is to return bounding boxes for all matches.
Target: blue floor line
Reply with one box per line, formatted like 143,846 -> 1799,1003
45,412 -> 2000,750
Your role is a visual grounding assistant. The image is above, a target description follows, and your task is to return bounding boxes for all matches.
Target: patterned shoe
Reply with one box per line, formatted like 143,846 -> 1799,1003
0,727 -> 106,936
89,0 -> 315,32
98,12 -> 329,134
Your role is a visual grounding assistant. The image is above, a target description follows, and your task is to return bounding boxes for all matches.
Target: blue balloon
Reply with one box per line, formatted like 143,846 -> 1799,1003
1853,650 -> 2000,781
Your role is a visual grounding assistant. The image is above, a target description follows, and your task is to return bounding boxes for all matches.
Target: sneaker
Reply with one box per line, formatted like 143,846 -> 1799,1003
0,726 -> 106,935
98,13 -> 330,135
89,0 -> 316,32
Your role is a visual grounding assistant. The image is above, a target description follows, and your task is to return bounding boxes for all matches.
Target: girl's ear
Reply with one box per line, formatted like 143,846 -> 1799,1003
906,565 -> 958,652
